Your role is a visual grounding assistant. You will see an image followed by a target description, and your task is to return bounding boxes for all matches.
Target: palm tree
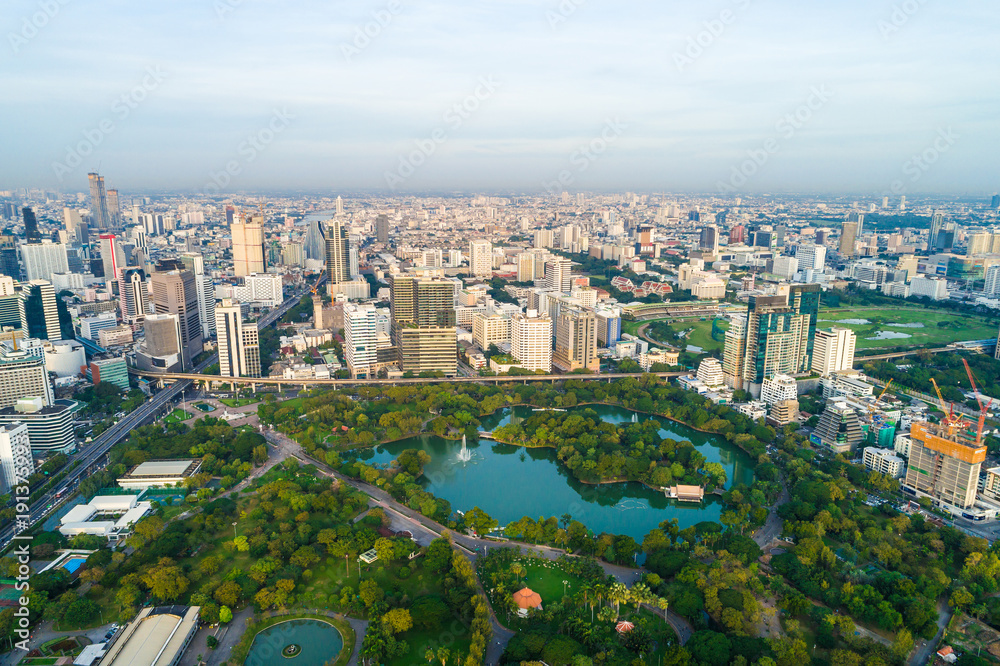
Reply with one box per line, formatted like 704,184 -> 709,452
609,582 -> 629,620
631,582 -> 650,612
510,562 -> 526,583
436,647 -> 450,666
657,597 -> 670,626
425,648 -> 435,663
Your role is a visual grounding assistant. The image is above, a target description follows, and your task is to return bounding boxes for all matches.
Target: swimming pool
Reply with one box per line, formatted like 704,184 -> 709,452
62,557 -> 87,574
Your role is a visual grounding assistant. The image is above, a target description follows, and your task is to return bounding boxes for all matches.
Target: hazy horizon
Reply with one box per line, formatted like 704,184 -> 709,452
3,0 -> 998,195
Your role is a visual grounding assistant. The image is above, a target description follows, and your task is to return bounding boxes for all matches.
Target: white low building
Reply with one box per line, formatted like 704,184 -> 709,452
59,495 -> 152,541
736,401 -> 768,421
862,447 -> 906,478
760,374 -> 797,406
117,459 -> 202,490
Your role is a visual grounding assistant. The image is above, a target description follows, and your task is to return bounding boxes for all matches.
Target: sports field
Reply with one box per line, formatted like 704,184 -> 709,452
817,306 -> 998,349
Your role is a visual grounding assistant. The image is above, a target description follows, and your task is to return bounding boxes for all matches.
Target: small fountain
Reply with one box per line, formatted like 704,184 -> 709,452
457,433 -> 472,463
632,413 -> 638,423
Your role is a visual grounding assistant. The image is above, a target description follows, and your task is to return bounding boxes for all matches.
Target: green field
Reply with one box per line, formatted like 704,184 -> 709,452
220,397 -> 260,407
817,307 -> 998,349
163,408 -> 192,424
637,319 -> 728,354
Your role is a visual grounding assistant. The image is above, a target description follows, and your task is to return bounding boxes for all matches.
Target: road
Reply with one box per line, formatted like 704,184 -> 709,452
0,287 -> 309,553
753,483 -> 790,548
909,601 -> 952,666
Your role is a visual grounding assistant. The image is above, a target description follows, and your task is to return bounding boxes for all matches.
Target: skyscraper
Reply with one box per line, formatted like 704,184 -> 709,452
904,419 -> 986,510
991,194 -> 1000,210
469,239 -> 492,278
729,224 -> 746,245
0,346 -> 54,409
811,327 -> 856,375
344,302 -> 379,378
231,214 -> 265,277
375,214 -> 390,244
18,280 -> 60,341
389,272 -> 457,375
699,225 -> 719,253
839,213 -> 862,256
88,173 -> 111,229
22,241 -> 68,282
553,307 -> 598,372
511,310 -> 553,373
543,257 -> 573,293
0,423 -> 32,492
106,189 -> 121,230
99,234 -> 127,283
215,299 -> 261,378
151,270 -> 203,370
722,284 -> 820,391
119,267 -> 149,325
325,219 -> 351,285
929,210 -> 945,250
336,196 -> 344,215
22,207 -> 41,244
180,253 -> 215,338
795,244 -> 826,273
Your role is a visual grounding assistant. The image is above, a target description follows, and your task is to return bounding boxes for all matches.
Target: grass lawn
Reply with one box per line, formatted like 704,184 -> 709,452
220,397 -> 260,407
817,306 -> 999,349
163,408 -> 192,424
517,560 -> 586,602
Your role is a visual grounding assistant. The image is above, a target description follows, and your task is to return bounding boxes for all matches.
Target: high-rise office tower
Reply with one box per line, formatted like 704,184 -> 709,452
928,210 -> 946,250
516,253 -> 535,283
553,307 -> 598,373
22,241 -> 68,282
469,240 -> 492,278
180,253 -> 215,338
325,219 -> 351,285
811,327 -> 856,375
304,219 -> 325,261
814,401 -> 864,453
336,196 -> 344,215
991,194 -> 1000,210
119,267 -> 149,325
722,284 -> 821,391
231,214 -> 265,277
729,224 -> 746,245
151,270 -> 203,370
0,422 -> 32,492
699,225 -> 719,253
376,214 -> 390,244
88,173 -> 111,229
106,189 -> 121,229
18,280 -> 60,341
389,273 -> 457,375
0,233 -> 19,280
839,213 -> 862,256
215,299 -> 260,378
344,302 -> 379,378
511,310 -> 553,373
0,346 -> 53,409
22,207 -> 41,244
99,234 -> 127,283
0,277 -> 19,332
967,233 -> 991,257
795,244 -> 827,273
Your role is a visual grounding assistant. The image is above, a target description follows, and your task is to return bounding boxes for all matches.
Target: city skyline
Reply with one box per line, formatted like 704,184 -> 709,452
2,1 -> 998,194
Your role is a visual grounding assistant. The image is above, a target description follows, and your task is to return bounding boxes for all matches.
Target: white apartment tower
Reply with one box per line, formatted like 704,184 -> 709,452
469,240 -> 493,278
344,303 -> 380,378
0,423 -> 32,491
231,215 -> 266,277
511,310 -> 553,373
215,299 -> 261,378
812,327 -> 856,375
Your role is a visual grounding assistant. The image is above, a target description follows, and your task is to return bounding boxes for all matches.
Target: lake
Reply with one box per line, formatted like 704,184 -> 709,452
348,404 -> 755,541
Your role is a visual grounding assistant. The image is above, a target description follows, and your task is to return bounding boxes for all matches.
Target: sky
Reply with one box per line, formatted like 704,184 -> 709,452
1,0 -> 998,195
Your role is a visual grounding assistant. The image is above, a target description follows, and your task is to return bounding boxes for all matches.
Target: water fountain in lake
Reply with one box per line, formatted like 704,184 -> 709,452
457,433 -> 472,463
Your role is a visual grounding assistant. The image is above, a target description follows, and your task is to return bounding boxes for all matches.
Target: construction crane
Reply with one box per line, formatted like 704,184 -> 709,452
929,377 -> 961,436
962,358 -> 993,446
867,379 -> 894,429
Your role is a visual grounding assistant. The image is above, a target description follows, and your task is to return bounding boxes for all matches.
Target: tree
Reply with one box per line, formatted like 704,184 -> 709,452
219,606 -> 233,624
373,538 -> 395,563
687,630 -> 731,666
383,608 -> 413,634
206,635 -> 219,649
214,581 -> 242,607
464,506 -> 498,535
950,588 -> 975,609
425,538 -> 453,572
141,558 -> 189,601
359,579 -> 383,608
